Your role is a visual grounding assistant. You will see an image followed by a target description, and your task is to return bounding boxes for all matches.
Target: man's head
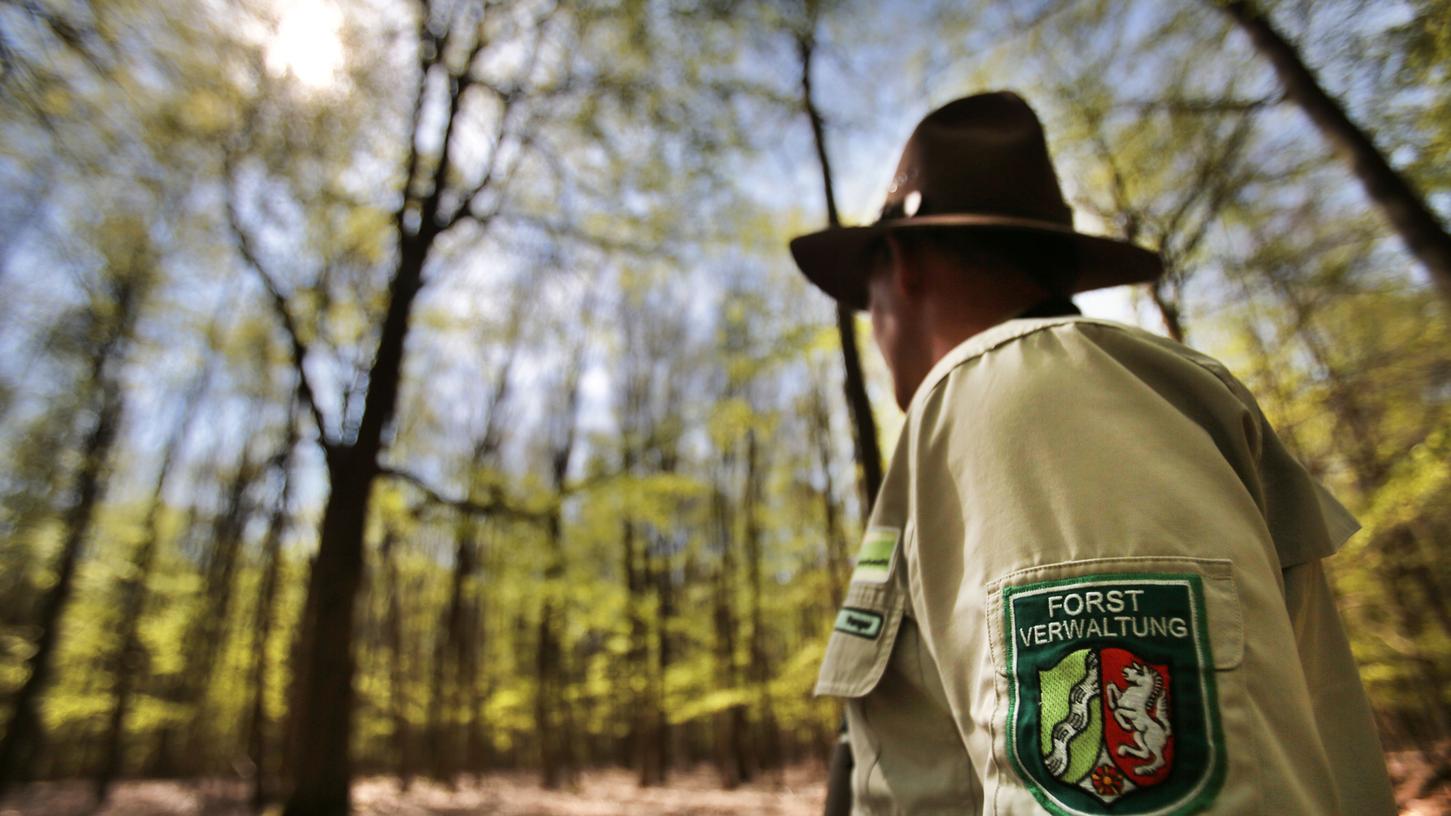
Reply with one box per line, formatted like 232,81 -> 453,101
865,229 -> 1080,409
788,91 -> 1162,407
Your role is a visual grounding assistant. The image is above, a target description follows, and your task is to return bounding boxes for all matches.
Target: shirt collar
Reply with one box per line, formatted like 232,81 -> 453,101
904,316 -> 1091,417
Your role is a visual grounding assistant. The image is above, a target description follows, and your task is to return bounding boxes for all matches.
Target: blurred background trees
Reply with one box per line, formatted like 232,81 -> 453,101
0,0 -> 1446,812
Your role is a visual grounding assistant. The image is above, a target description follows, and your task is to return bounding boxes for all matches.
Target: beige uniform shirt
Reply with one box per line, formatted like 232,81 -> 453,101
816,317 -> 1396,816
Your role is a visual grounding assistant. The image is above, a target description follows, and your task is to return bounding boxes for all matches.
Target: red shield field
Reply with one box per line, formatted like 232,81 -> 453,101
1099,647 -> 1175,787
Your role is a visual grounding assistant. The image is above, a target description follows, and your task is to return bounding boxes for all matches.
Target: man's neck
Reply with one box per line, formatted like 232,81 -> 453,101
1016,294 -> 1081,319
922,298 -> 1038,372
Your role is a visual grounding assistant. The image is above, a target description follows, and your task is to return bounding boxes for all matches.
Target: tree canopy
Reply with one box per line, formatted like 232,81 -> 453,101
0,0 -> 1447,812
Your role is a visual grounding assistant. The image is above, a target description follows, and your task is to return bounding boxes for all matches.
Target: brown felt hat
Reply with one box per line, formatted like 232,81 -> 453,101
789,91 -> 1163,311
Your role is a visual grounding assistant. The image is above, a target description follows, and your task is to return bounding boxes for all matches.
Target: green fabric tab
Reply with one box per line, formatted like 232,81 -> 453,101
851,527 -> 899,585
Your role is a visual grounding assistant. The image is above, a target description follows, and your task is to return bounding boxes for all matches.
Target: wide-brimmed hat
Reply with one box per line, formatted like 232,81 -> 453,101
789,91 -> 1163,311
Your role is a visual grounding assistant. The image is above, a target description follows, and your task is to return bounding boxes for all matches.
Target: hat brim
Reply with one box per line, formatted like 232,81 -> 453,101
789,215 -> 1164,312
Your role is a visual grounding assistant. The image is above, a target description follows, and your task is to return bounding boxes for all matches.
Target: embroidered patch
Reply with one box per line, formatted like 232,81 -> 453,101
833,607 -> 884,640
850,527 -> 899,585
1002,574 -> 1224,816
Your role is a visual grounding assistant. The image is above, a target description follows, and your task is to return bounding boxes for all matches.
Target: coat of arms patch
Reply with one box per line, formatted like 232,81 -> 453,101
1002,574 -> 1225,815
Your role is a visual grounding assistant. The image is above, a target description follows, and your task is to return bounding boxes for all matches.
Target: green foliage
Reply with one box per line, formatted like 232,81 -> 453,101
1,0 -> 1448,792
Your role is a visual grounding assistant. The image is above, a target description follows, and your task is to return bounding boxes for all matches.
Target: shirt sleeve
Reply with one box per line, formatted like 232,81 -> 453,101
903,321 -> 1365,813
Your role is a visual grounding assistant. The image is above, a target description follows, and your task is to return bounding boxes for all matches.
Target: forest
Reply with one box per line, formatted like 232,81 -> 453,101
0,0 -> 1447,814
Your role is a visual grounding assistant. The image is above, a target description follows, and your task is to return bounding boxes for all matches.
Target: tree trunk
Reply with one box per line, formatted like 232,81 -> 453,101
381,530 -> 414,790
709,478 -> 749,789
94,509 -> 156,802
429,517 -> 472,784
172,451 -> 259,772
535,511 -> 571,789
94,378 -> 208,803
798,28 -> 882,813
465,565 -> 489,777
247,433 -> 295,812
427,602 -> 449,782
634,527 -> 668,787
797,30 -> 883,513
0,270 -> 141,796
536,353 -> 585,790
443,341 -> 516,781
282,463 -> 372,815
650,525 -> 675,784
282,232 -> 430,816
1219,0 -> 1451,303
623,511 -> 654,783
430,512 -> 485,784
742,430 -> 781,774
808,378 -> 849,607
1148,279 -> 1187,343
0,385 -> 124,794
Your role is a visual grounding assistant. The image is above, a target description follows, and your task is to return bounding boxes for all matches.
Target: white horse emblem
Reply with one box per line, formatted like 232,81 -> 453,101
1105,662 -> 1171,775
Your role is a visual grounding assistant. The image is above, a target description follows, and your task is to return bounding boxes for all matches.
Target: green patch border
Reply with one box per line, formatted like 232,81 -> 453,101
1001,572 -> 1226,816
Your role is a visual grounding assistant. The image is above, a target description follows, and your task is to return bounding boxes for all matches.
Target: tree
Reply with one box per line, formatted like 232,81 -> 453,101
93,323 -> 219,802
1216,0 -> 1451,303
378,524 -> 415,789
535,339 -> 588,789
216,1 -> 603,809
792,0 -> 884,512
246,405 -> 299,810
5,0 -> 1448,802
789,5 -> 890,810
0,216 -> 156,795
1221,191 -> 1451,754
426,291 -> 522,783
1045,33 -> 1266,339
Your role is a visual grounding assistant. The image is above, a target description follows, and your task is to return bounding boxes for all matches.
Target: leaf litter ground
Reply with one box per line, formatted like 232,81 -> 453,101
0,766 -> 826,815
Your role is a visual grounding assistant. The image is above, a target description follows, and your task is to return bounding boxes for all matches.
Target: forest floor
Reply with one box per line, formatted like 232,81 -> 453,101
2,754 -> 1446,815
1387,745 -> 1451,816
0,765 -> 826,815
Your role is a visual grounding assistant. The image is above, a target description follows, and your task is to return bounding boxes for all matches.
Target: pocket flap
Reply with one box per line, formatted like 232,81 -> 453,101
986,556 -> 1244,672
814,581 -> 906,698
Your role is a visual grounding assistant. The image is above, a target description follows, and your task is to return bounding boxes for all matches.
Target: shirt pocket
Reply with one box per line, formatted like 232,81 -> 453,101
982,556 -> 1248,815
814,579 -> 907,698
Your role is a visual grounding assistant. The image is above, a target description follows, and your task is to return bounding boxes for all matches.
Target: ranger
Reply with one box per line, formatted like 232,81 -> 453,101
790,91 -> 1396,815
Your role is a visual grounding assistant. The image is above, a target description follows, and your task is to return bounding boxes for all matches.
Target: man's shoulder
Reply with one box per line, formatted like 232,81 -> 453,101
910,317 -> 1202,408
905,315 -> 1254,441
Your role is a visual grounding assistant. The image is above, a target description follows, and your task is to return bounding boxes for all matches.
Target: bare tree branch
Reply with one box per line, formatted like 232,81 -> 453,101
469,282 -> 529,461
495,211 -> 661,256
1061,81 -> 1144,243
1114,94 -> 1284,115
441,1 -> 569,233
1007,0 -> 1078,36
222,151 -> 334,454
5,0 -> 111,74
418,21 -> 490,232
1160,110 -> 1256,246
443,89 -> 518,231
397,0 -> 467,235
379,464 -> 549,521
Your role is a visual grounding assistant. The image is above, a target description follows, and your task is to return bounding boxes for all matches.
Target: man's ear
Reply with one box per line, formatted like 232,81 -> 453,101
884,233 -> 923,297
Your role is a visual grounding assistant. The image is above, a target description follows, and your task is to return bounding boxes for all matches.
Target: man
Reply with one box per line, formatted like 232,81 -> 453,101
790,92 -> 1396,815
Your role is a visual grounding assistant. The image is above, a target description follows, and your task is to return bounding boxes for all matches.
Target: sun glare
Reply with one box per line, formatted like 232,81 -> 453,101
264,0 -> 345,89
